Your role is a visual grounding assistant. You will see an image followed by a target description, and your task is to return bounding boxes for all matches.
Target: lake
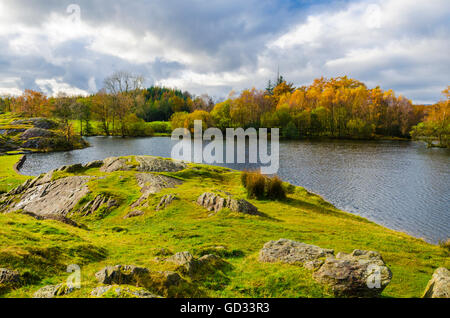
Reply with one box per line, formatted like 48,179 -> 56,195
18,136 -> 450,244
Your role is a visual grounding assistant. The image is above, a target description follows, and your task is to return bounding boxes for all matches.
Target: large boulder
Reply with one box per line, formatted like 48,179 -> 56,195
312,249 -> 392,298
259,239 -> 334,265
423,267 -> 450,298
197,192 -> 259,215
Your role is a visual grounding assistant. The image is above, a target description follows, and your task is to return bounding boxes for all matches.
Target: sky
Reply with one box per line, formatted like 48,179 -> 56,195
0,0 -> 449,104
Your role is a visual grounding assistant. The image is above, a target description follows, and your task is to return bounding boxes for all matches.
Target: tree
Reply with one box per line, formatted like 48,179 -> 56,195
73,98 -> 92,136
92,90 -> 111,136
52,93 -> 74,142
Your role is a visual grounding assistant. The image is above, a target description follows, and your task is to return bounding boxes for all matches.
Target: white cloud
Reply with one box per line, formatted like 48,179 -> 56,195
0,0 -> 448,102
35,78 -> 88,97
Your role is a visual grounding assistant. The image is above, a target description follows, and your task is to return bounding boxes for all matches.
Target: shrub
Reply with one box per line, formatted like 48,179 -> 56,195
245,171 -> 266,199
266,176 -> 286,200
148,121 -> 170,133
241,170 -> 286,200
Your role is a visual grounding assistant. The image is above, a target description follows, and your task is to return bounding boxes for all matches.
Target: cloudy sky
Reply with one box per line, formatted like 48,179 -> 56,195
0,0 -> 449,103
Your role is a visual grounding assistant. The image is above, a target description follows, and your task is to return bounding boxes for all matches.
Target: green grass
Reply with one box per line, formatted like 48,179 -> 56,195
0,155 -> 31,193
70,120 -> 171,137
0,156 -> 448,298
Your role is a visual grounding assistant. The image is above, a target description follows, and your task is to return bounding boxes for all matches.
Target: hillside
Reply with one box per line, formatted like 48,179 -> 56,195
0,155 -> 448,298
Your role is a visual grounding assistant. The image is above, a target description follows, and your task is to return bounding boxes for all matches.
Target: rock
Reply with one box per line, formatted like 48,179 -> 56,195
20,127 -> 55,140
77,194 -> 118,217
228,198 -> 259,215
83,160 -> 103,169
33,284 -> 73,298
131,174 -> 182,208
156,194 -> 177,211
135,156 -> 187,172
12,118 -> 58,130
123,210 -> 145,219
56,163 -> 84,173
0,268 -> 21,287
22,137 -> 52,149
95,265 -> 184,297
197,192 -> 259,215
91,285 -> 160,298
304,259 -> 325,271
0,128 -> 26,136
95,265 -> 150,286
423,267 -> 450,298
312,249 -> 392,297
100,157 -> 131,173
3,176 -> 91,218
100,156 -> 186,173
259,239 -> 334,265
166,251 -> 197,272
166,252 -> 229,278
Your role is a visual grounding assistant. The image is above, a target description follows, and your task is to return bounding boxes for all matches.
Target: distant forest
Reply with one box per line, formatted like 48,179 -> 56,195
0,71 -> 448,146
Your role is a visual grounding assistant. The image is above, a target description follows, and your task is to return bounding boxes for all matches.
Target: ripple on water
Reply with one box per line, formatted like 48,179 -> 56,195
19,137 -> 450,243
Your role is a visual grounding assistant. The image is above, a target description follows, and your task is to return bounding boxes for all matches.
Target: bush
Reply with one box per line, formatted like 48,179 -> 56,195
245,171 -> 266,200
148,121 -> 171,133
266,176 -> 286,200
241,170 -> 286,200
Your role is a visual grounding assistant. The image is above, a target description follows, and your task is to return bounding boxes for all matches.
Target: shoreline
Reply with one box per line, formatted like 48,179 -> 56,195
9,152 -> 441,246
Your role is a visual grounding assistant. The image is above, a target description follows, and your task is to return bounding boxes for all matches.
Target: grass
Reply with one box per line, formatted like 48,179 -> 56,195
0,156 -> 448,298
0,155 -> 31,193
70,120 -> 171,137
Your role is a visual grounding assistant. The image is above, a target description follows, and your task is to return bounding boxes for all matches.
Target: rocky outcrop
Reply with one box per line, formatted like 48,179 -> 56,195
259,239 -> 334,265
95,265 -> 184,297
156,194 -> 177,211
76,194 -> 118,217
423,267 -> 450,298
312,250 -> 392,297
2,176 -> 91,217
91,285 -> 160,298
165,251 -> 230,278
197,192 -> 259,215
11,118 -> 58,130
0,268 -> 21,288
131,174 -> 182,208
95,265 -> 151,286
20,127 -> 55,140
259,239 -> 392,297
33,284 -> 73,298
100,156 -> 186,173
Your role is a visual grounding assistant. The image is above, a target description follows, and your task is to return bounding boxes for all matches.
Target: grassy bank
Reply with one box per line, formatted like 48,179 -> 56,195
0,155 -> 31,193
0,156 -> 448,298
